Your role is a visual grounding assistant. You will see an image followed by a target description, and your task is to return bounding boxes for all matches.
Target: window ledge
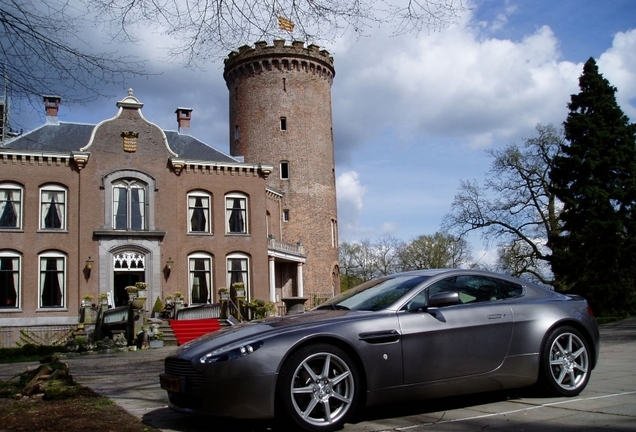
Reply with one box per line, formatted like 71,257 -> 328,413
93,230 -> 166,239
0,228 -> 23,232
37,229 -> 69,234
187,232 -> 214,236
36,308 -> 68,312
0,308 -> 22,313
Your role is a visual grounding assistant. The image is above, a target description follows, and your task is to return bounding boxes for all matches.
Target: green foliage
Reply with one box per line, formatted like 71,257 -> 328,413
153,296 -> 164,312
0,344 -> 67,363
398,232 -> 470,270
247,298 -> 275,319
551,58 -> 636,316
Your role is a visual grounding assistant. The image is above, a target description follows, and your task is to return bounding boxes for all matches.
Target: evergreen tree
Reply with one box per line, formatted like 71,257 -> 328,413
550,58 -> 636,316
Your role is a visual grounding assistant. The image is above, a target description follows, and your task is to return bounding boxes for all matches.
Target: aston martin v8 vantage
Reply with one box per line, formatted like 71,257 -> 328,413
160,269 -> 599,431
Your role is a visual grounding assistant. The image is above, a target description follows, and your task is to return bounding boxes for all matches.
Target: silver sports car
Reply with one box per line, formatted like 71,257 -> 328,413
160,269 -> 599,431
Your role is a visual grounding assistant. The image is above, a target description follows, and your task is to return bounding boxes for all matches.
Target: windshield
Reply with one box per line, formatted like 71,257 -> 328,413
317,275 -> 430,311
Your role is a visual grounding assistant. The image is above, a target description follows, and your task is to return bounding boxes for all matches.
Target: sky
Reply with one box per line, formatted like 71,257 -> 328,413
7,0 -> 636,264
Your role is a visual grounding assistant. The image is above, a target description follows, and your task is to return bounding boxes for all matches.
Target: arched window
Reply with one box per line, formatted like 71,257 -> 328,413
187,192 -> 211,234
103,170 -> 155,231
39,252 -> 66,308
189,253 -> 213,304
0,251 -> 21,308
0,183 -> 22,229
40,185 -> 67,230
225,193 -> 248,234
113,180 -> 146,230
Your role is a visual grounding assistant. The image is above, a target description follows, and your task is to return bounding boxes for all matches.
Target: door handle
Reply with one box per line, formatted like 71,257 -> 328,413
488,314 -> 504,319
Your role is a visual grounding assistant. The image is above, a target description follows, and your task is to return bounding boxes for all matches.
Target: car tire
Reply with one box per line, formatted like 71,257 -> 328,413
539,325 -> 591,396
277,343 -> 360,432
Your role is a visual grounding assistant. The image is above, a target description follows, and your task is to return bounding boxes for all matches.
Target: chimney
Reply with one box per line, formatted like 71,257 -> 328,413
175,107 -> 192,133
43,95 -> 61,124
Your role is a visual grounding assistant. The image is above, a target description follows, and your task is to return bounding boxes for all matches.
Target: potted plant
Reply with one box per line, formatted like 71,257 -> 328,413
149,331 -> 164,348
135,281 -> 148,297
125,286 -> 138,299
218,287 -> 230,301
98,292 -> 108,306
232,282 -> 246,297
173,291 -> 184,303
81,294 -> 94,307
165,294 -> 173,305
152,296 -> 164,317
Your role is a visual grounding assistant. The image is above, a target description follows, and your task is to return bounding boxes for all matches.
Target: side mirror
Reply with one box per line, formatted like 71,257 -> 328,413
428,291 -> 460,308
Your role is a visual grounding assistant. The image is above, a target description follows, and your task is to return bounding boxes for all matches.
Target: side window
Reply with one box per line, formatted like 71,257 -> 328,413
40,185 -> 67,230
493,278 -> 524,299
39,252 -> 66,308
438,275 -> 523,304
227,253 -> 250,300
188,192 -> 211,234
280,161 -> 289,179
0,251 -> 21,308
189,254 -> 212,304
0,183 -> 22,229
225,193 -> 248,234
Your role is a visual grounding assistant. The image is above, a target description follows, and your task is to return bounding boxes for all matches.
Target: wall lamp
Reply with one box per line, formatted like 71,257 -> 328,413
84,256 -> 94,278
165,257 -> 174,276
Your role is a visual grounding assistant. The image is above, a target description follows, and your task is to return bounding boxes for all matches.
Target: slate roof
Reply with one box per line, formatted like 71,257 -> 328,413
1,122 -> 237,163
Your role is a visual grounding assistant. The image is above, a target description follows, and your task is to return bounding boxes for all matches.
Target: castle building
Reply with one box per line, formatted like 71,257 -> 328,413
224,41 -> 340,304
0,41 -> 340,346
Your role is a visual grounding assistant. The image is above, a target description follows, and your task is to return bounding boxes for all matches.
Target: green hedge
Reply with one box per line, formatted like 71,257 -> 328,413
0,344 -> 67,363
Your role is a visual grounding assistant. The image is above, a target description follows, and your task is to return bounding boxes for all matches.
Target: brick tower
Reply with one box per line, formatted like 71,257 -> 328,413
224,40 -> 339,303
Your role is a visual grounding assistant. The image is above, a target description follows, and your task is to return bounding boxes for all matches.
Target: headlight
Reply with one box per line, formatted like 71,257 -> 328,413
199,340 -> 264,364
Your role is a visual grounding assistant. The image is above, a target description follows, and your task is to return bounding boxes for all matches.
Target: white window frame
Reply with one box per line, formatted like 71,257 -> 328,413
226,253 -> 250,301
113,179 -> 147,230
0,183 -> 23,230
189,253 -> 213,304
0,251 -> 21,309
187,192 -> 212,234
225,193 -> 249,234
38,252 -> 66,309
39,185 -> 67,230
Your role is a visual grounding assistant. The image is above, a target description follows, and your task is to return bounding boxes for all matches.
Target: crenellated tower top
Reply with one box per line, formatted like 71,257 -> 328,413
223,40 -> 335,86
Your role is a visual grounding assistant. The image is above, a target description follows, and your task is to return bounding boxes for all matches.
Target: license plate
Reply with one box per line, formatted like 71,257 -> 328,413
160,374 -> 181,393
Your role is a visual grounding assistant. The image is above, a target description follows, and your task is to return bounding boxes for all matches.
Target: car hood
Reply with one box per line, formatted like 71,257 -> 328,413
170,309 -> 372,359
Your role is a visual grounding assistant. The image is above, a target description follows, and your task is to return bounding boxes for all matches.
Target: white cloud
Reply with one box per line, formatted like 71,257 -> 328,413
598,29 -> 636,120
336,171 -> 367,235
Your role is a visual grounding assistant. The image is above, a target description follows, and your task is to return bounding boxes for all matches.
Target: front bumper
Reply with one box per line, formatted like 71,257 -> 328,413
162,371 -> 278,419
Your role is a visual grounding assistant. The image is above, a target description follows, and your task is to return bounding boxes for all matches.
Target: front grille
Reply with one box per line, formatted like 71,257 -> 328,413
165,357 -> 204,389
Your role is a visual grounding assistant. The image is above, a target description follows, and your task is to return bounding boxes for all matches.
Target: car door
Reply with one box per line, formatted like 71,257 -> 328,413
398,275 -> 515,384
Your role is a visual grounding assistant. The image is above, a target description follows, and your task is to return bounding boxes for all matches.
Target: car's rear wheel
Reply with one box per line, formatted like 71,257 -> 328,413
277,343 -> 359,432
540,326 -> 591,396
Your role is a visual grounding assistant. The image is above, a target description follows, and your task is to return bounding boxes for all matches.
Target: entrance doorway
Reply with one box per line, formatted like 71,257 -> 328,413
113,272 -> 144,306
112,251 -> 146,307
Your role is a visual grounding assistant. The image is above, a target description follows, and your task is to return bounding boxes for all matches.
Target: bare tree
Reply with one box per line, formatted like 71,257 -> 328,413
443,124 -> 564,285
1,0 -> 464,122
372,236 -> 404,276
0,0 -> 146,107
88,0 -> 467,65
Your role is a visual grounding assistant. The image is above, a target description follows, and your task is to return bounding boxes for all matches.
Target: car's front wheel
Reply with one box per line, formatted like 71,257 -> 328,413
277,343 -> 360,432
540,326 -> 591,396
